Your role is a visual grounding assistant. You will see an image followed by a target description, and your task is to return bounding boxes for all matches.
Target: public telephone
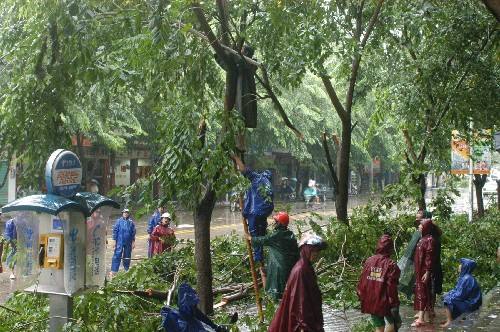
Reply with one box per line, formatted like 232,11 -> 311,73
39,234 -> 64,269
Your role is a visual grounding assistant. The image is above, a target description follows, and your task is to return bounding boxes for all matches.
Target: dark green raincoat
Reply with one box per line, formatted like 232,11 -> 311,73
252,225 -> 299,300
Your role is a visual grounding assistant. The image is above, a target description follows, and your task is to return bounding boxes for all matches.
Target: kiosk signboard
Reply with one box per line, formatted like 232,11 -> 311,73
45,149 -> 82,198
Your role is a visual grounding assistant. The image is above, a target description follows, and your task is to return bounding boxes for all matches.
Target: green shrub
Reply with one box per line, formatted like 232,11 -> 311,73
1,209 -> 498,331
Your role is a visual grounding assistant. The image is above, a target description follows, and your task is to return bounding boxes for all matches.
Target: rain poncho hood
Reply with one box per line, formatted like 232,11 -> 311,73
268,245 -> 324,332
420,219 -> 433,236
357,235 -> 400,316
444,258 -> 482,319
242,167 -> 274,218
375,234 -> 394,256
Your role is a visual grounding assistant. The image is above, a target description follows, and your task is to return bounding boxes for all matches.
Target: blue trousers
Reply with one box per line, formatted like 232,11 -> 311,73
111,243 -> 132,272
247,215 -> 268,262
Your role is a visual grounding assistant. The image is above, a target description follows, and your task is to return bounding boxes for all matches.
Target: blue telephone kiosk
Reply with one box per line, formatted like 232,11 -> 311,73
2,150 -> 119,331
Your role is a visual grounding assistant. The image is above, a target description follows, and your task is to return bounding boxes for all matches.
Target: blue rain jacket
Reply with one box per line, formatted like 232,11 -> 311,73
112,217 -> 136,245
161,283 -> 215,332
443,258 -> 482,319
242,167 -> 274,218
147,211 -> 161,235
3,219 -> 17,241
303,187 -> 317,197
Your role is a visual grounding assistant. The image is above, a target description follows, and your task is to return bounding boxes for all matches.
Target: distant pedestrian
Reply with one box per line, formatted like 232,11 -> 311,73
89,179 -> 100,193
2,213 -> 17,279
357,234 -> 401,332
247,211 -> 299,301
147,205 -> 165,258
151,213 -> 175,256
440,258 -> 482,328
268,233 -> 327,332
110,208 -> 136,276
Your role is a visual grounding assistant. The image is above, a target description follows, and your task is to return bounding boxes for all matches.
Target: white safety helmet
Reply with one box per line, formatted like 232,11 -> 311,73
161,212 -> 172,220
298,233 -> 327,249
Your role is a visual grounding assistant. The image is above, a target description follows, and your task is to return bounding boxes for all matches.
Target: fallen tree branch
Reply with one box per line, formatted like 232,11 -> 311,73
0,304 -> 19,314
167,265 -> 181,306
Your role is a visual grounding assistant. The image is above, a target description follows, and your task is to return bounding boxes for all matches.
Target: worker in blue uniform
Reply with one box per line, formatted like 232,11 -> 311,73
232,155 -> 274,284
2,213 -> 17,279
110,208 -> 136,276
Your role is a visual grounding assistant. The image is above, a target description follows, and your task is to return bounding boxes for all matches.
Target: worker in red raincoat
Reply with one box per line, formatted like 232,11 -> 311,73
412,218 -> 436,327
150,213 -> 176,256
429,218 -> 443,319
357,234 -> 401,332
268,233 -> 327,332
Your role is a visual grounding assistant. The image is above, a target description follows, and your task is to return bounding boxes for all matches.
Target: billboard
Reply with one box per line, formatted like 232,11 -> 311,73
451,130 -> 491,175
451,131 -> 469,175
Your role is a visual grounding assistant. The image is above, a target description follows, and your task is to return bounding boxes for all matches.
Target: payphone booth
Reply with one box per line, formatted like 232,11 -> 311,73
2,150 -> 119,331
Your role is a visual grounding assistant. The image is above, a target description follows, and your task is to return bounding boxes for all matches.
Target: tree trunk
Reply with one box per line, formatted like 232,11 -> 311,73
193,187 -> 217,314
335,121 -> 351,222
295,161 -> 301,199
76,134 -> 87,187
481,0 -> 500,21
418,173 -> 427,211
473,174 -> 487,217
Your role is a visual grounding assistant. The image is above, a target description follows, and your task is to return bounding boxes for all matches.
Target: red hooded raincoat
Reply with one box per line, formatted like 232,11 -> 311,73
268,245 -> 324,332
413,219 -> 436,311
357,234 -> 400,317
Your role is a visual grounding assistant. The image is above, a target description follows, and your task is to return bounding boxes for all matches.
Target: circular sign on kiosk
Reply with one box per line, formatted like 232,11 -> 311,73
45,149 -> 82,198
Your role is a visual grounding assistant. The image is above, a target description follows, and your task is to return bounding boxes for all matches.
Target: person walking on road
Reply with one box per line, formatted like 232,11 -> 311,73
357,234 -> 401,332
268,233 -> 327,332
246,211 -> 299,301
151,212 -> 176,256
111,208 -> 136,276
147,205 -> 165,258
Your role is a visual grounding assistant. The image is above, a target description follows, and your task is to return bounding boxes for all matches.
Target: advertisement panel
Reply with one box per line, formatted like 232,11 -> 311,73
451,130 -> 469,175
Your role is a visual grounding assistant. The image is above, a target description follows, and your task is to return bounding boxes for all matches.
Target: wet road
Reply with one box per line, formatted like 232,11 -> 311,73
0,195 -> 373,304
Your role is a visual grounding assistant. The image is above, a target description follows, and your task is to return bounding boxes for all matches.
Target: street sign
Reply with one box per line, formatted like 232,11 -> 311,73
45,150 -> 82,198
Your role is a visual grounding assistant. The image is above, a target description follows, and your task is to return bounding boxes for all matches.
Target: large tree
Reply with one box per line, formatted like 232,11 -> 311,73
375,0 -> 499,210
0,1 -> 145,188
253,0 -> 386,222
